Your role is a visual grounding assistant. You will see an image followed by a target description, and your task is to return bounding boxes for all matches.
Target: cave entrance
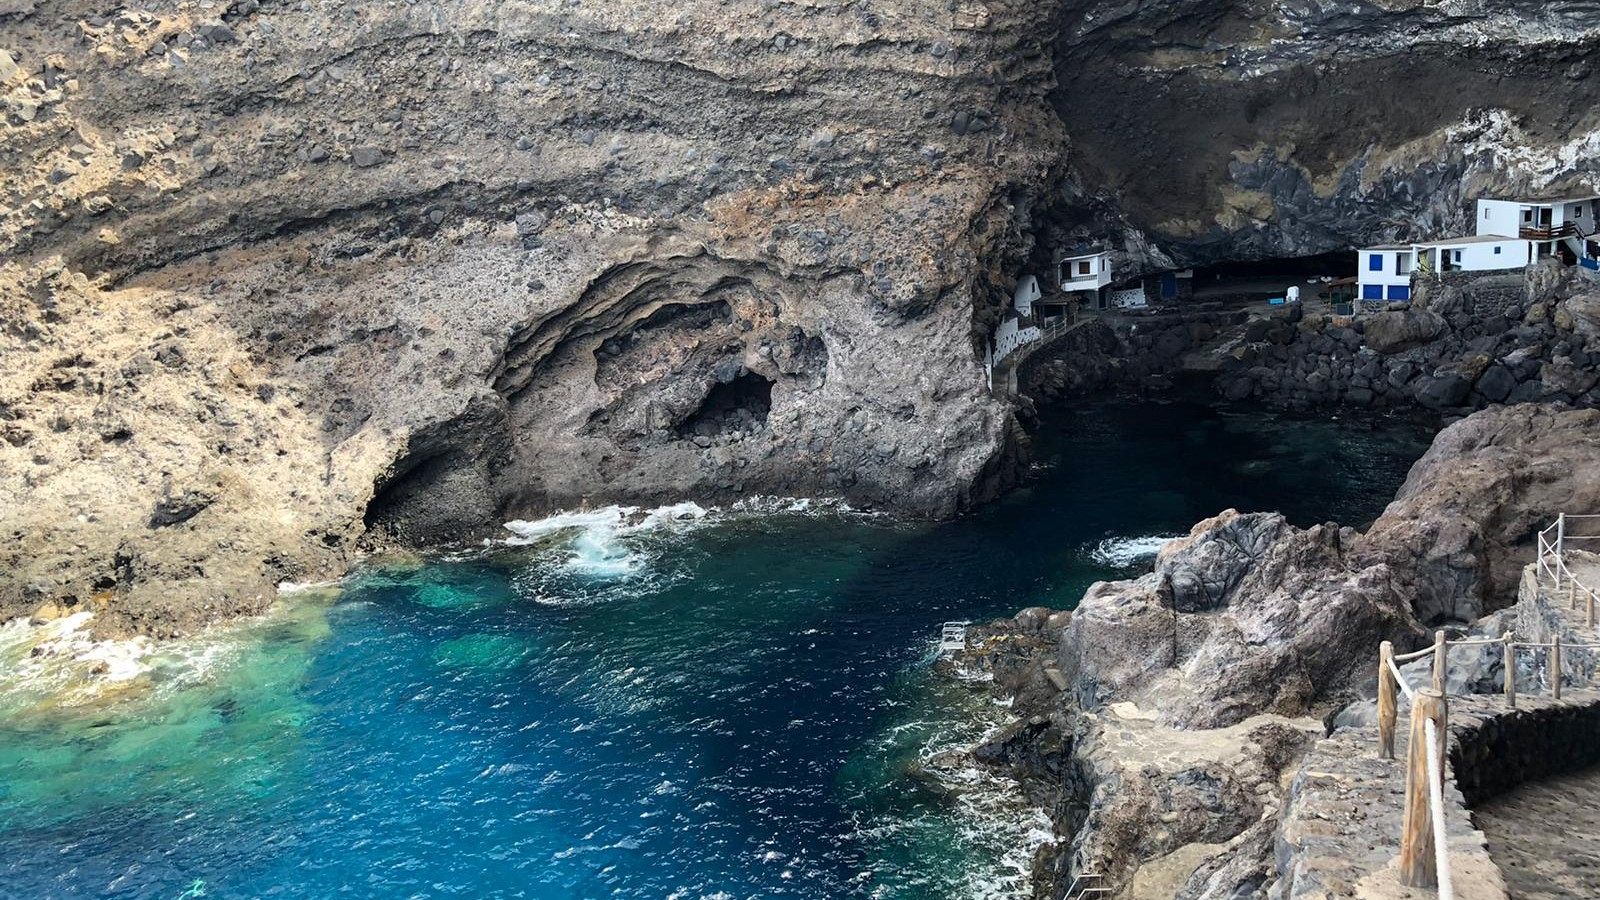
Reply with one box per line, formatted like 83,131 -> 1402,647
1189,252 -> 1354,306
677,371 -> 774,440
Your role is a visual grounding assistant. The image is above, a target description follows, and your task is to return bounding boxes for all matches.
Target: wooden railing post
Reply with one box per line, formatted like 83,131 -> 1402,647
1588,589 -> 1595,629
1569,579 -> 1578,609
1552,633 -> 1563,701
1432,630 -> 1447,695
1378,641 -> 1397,760
1399,688 -> 1447,888
1504,631 -> 1517,708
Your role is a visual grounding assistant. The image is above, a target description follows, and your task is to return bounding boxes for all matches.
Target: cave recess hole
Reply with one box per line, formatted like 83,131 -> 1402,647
677,371 -> 773,440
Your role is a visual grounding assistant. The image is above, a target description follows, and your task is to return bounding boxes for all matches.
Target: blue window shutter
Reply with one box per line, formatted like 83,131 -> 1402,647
1369,254 -> 1384,272
1387,285 -> 1410,301
1362,284 -> 1383,300
1494,245 -> 1501,254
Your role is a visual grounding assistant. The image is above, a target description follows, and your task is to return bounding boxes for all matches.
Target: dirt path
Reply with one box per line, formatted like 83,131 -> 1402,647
1474,762 -> 1600,899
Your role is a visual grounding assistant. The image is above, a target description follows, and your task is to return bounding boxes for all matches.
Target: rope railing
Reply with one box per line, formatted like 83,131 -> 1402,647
1537,514 -> 1600,627
1373,513 -> 1600,896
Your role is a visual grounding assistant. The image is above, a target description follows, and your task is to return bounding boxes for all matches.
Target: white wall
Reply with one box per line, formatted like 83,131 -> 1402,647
992,317 -> 1042,366
1562,199 -> 1599,235
1476,200 -> 1523,238
1013,275 -> 1041,316
1454,239 -> 1532,271
1109,287 -> 1146,309
1059,253 -> 1111,291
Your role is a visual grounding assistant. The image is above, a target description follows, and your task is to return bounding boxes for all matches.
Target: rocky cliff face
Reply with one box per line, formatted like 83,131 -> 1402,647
951,402 -> 1600,897
7,0 -> 1600,634
1,0 -> 1061,632
1043,0 -> 1600,271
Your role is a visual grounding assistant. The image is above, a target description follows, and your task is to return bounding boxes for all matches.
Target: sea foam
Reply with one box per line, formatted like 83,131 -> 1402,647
1089,534 -> 1178,568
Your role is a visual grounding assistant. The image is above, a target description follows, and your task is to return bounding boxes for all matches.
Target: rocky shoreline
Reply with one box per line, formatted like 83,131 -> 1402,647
939,401 -> 1600,898
1019,262 -> 1600,424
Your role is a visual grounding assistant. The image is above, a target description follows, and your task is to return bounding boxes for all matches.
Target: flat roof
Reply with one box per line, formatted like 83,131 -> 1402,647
1059,250 -> 1109,260
1360,243 -> 1412,251
1488,195 -> 1600,205
1414,234 -> 1525,247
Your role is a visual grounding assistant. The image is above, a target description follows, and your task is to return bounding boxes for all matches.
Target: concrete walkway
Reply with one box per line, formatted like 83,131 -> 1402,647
1474,762 -> 1600,899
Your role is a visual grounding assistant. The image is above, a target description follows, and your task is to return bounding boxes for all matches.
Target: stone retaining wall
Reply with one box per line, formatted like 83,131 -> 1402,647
1273,681 -> 1600,898
1451,691 -> 1600,806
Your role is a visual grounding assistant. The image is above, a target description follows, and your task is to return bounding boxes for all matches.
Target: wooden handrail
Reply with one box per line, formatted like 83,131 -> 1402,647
1371,513 -> 1600,898
1399,689 -> 1448,889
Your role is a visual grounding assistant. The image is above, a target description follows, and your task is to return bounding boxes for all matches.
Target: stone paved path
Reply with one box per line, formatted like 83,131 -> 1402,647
1474,762 -> 1600,900
1552,555 -> 1600,634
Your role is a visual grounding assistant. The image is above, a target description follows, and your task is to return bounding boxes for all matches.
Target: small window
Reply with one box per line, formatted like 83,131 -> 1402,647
1484,208 -> 1491,219
1362,284 -> 1383,300
1077,260 -> 1092,276
1453,250 -> 1462,262
1369,254 -> 1384,272
1494,245 -> 1502,254
1524,209 -> 1534,222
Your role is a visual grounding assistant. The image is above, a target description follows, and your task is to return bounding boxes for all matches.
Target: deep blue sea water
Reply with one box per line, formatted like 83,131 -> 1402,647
0,399 -> 1434,900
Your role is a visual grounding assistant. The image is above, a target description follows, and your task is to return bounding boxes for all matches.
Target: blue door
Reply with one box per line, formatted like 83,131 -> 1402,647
1386,285 -> 1410,301
1160,273 -> 1177,299
1362,284 -> 1383,300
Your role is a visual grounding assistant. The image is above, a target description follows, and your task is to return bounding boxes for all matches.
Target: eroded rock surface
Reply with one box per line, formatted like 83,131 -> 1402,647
1,0 -> 1062,632
6,0 -> 1600,638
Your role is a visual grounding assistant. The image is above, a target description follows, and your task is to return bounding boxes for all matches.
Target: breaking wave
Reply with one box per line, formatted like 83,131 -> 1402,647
1089,533 -> 1179,568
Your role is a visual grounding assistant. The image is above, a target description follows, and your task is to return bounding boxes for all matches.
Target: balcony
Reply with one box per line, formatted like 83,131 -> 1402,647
1520,223 -> 1577,240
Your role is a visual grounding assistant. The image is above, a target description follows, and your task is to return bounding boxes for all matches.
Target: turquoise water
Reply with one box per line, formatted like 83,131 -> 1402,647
0,400 -> 1433,899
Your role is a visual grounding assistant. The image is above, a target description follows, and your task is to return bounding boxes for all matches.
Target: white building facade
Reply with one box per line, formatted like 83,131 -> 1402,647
1057,251 -> 1112,293
1012,275 -> 1041,317
1356,245 -> 1416,303
1476,196 -> 1599,267
1413,235 -> 1533,277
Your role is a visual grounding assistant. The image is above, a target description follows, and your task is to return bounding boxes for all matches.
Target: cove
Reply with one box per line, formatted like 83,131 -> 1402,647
0,399 -> 1434,899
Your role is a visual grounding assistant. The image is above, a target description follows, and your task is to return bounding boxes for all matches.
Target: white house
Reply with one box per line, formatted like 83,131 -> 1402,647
1355,244 -> 1417,304
1357,236 -> 1533,306
1476,196 -> 1599,265
1412,235 -> 1533,278
1012,275 -> 1041,317
1055,250 -> 1113,312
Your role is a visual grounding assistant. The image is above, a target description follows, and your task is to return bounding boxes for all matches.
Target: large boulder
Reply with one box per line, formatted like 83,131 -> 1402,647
1057,510 -> 1421,728
1357,403 -> 1600,622
1056,404 -> 1600,728
1555,291 -> 1600,348
1475,364 -> 1517,403
1413,371 -> 1472,409
1363,308 -> 1447,354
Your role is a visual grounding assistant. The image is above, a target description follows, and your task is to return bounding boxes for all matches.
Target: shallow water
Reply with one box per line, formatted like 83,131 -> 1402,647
0,400 -> 1434,899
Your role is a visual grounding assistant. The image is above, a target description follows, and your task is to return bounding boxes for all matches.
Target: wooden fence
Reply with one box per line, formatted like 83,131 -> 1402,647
1374,513 -> 1600,896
